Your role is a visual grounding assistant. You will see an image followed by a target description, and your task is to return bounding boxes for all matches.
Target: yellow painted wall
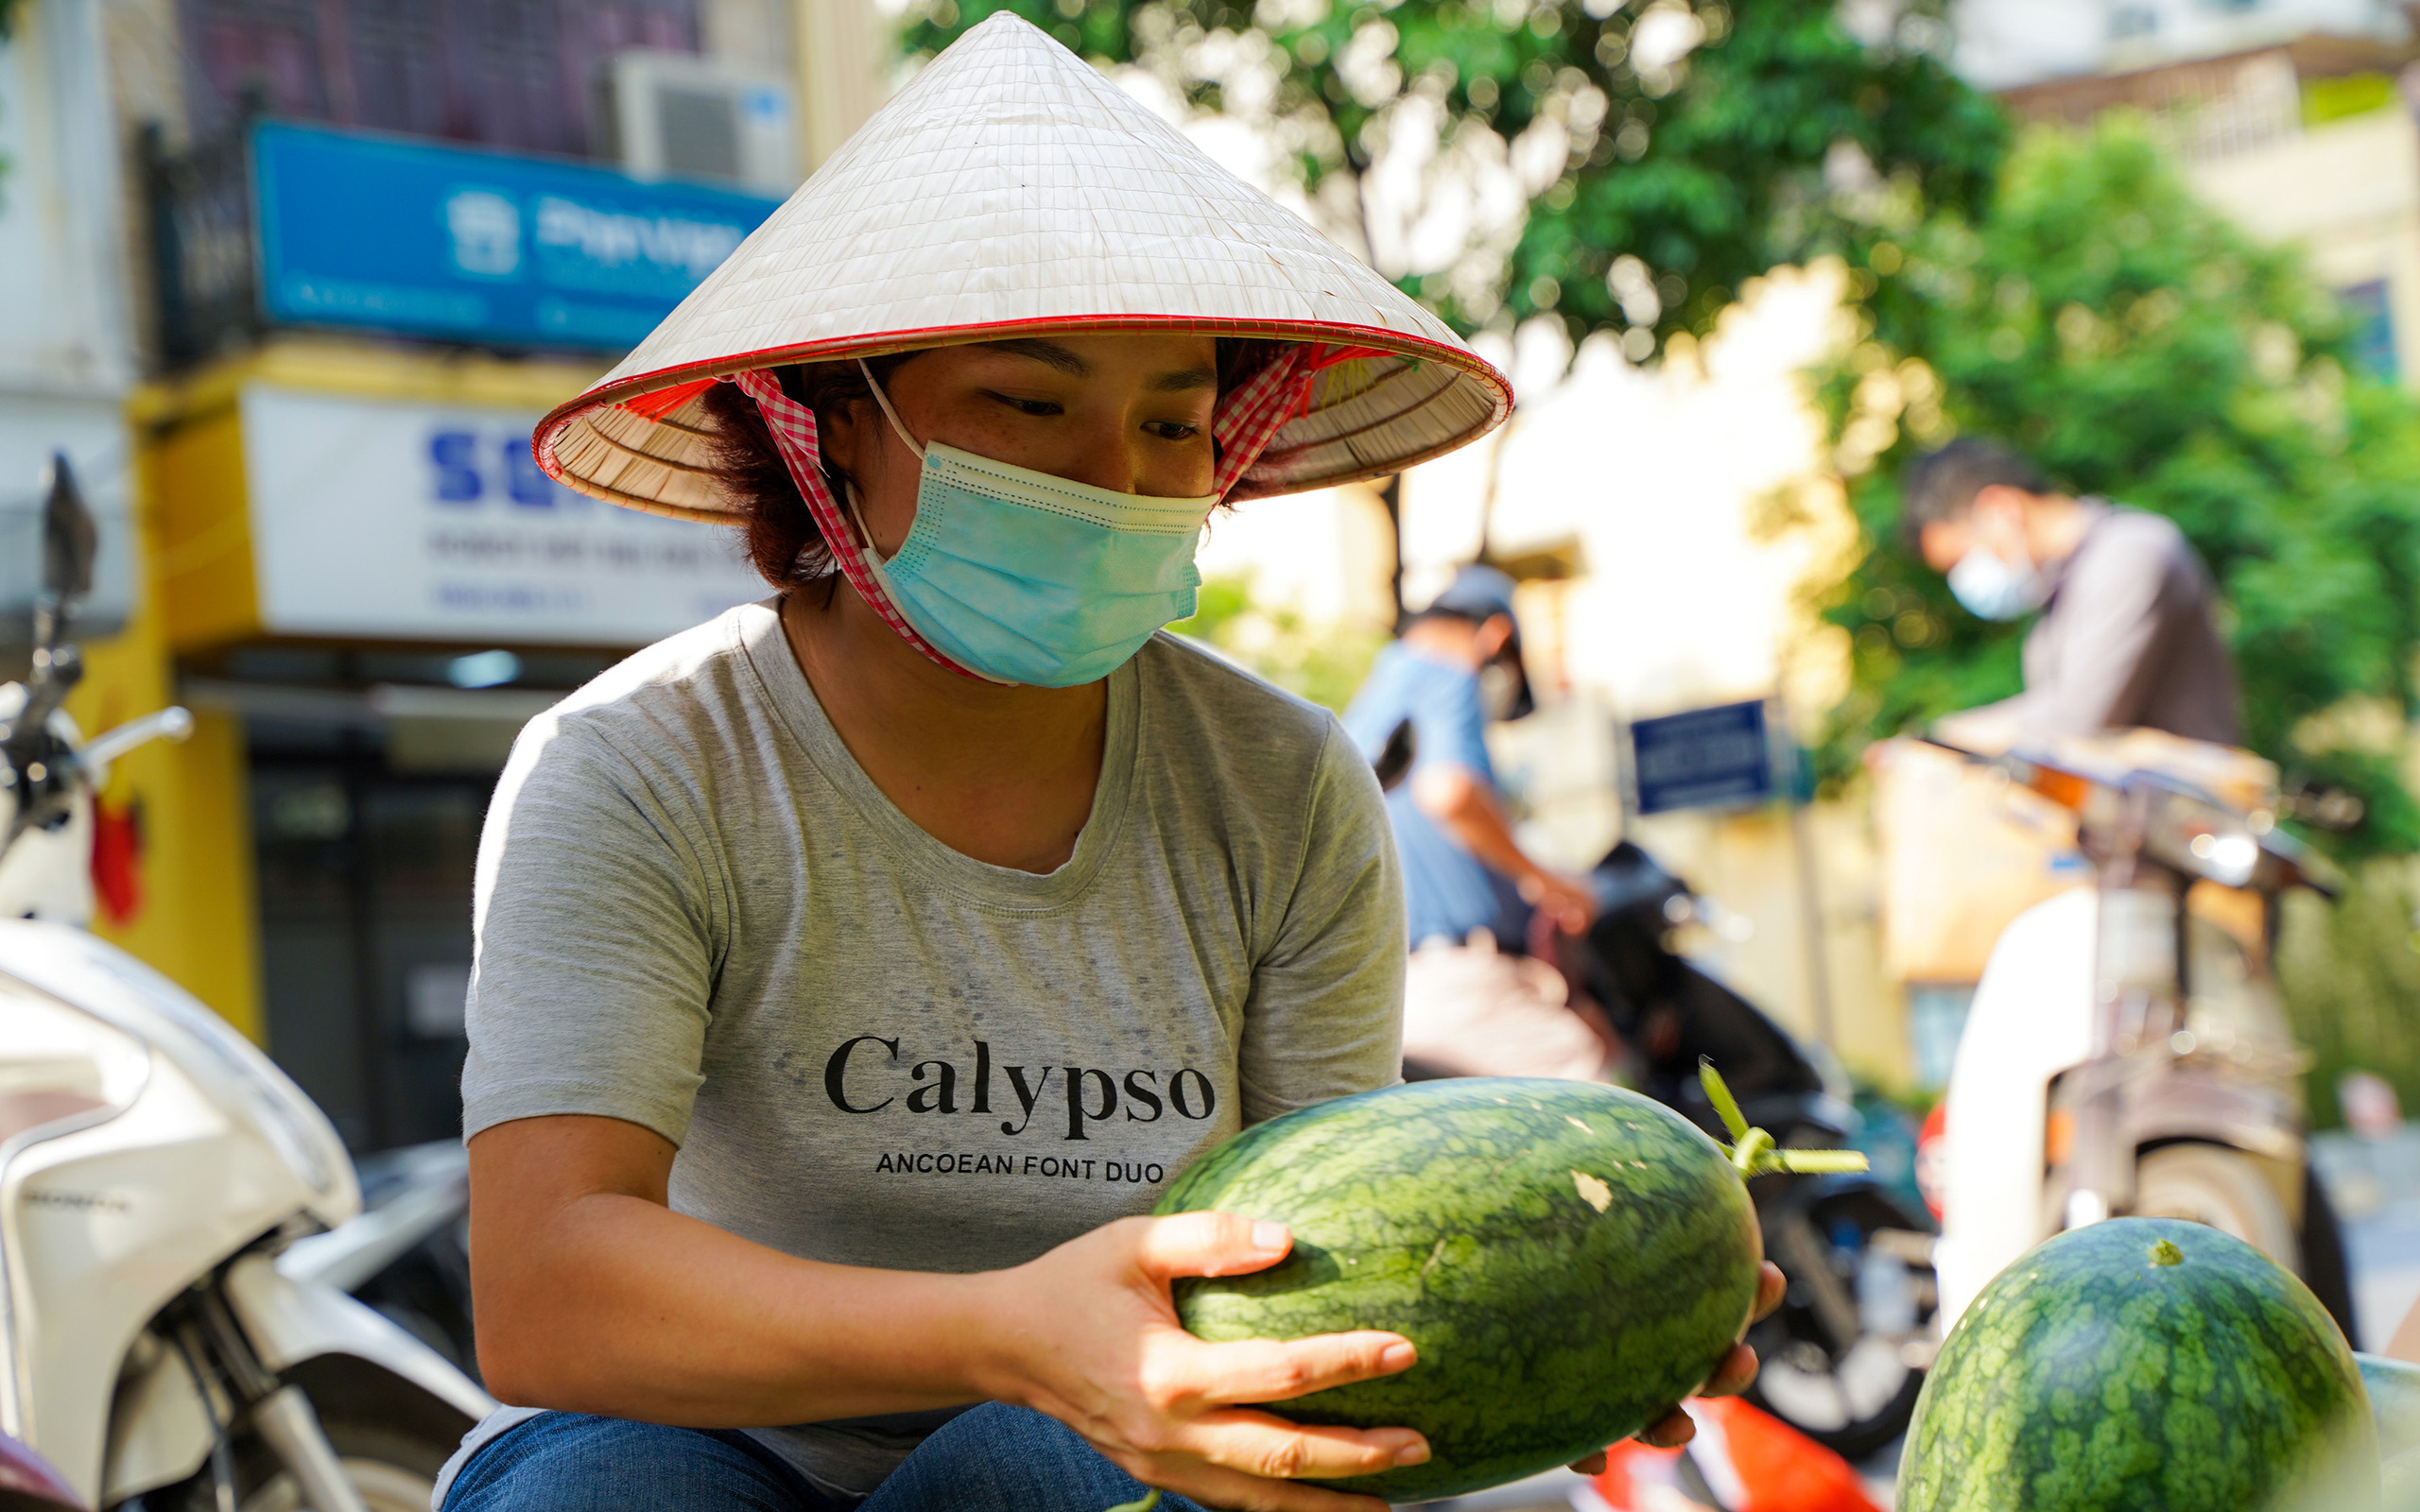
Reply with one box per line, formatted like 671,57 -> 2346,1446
146,396 -> 258,650
1632,800 -> 1910,1091
66,446 -> 264,1040
2189,109 -> 2420,389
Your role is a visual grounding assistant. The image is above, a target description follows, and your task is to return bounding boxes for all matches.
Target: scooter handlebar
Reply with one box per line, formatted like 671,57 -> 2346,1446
1913,735 -> 2331,897
80,705 -> 194,777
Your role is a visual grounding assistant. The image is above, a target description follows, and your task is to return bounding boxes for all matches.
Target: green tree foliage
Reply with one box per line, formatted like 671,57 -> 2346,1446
1819,117 -> 2420,855
903,0 -> 2002,352
1170,574 -> 1388,709
2278,863 -> 2420,1127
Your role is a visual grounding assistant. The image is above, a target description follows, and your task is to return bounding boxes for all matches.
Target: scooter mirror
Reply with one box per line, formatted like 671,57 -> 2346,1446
39,452 -> 95,610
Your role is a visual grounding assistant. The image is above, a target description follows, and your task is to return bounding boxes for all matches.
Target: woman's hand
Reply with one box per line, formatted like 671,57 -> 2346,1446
976,1212 -> 1426,1512
1565,1260 -> 1789,1471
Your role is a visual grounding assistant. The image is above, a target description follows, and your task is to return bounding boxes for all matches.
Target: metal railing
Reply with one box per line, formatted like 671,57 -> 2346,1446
141,118 -> 263,368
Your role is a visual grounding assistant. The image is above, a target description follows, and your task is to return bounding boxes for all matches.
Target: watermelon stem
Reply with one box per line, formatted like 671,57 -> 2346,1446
1698,1059 -> 1870,1179
1701,1056 -> 1753,1143
1731,1127 -> 1775,1173
1101,1491 -> 1161,1512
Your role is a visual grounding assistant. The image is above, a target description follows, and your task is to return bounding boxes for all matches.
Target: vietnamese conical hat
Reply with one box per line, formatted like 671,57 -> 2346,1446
536,10 -> 1511,522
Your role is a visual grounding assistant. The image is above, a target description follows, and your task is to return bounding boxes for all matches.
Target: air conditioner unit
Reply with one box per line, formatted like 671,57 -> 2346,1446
601,50 -> 800,194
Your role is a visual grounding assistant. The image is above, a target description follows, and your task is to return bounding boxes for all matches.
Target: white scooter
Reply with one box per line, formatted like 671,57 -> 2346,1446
1928,732 -> 2354,1340
1,456 -> 492,1510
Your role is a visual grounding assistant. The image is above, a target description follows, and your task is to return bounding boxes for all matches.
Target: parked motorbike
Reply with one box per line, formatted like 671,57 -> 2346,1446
0,456 -> 493,1511
1558,842 -> 1937,1461
1929,733 -> 2358,1343
284,1141 -> 475,1383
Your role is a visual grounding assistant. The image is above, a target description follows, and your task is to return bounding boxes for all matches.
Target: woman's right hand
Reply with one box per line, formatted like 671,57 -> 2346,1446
974,1212 -> 1427,1512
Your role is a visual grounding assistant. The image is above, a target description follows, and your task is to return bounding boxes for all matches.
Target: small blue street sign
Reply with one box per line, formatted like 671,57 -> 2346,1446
1630,700 -> 1777,816
251,122 -> 782,351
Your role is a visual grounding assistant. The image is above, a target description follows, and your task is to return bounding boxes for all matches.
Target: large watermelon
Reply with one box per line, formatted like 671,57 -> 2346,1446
1155,1074 -> 1825,1502
1897,1217 -> 2377,1512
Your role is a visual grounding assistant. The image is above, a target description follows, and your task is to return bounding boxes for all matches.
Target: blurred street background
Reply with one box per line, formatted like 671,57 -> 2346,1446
10,0 -> 2420,1500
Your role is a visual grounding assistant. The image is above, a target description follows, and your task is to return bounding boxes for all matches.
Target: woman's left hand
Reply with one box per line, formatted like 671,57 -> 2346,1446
1564,1260 -> 1787,1472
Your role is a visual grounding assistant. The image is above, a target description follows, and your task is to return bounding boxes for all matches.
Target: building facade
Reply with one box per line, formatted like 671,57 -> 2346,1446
2,0 -> 881,1152
1953,0 -> 2410,91
1967,0 -> 2420,386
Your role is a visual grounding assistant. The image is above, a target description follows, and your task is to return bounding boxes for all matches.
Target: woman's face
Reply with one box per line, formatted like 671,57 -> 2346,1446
823,330 -> 1221,557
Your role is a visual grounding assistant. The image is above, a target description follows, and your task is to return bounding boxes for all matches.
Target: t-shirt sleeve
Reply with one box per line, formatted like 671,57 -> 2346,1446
460,714 -> 721,1145
1236,717 -> 1408,1125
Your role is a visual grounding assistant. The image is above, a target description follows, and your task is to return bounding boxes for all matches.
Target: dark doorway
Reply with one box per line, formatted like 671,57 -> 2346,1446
252,739 -> 488,1152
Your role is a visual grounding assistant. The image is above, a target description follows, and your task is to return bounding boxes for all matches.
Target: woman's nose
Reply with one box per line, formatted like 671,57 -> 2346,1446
1054,420 -> 1151,495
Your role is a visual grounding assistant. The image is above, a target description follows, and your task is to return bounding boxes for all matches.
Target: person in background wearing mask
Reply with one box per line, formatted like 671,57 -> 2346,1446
1903,438 -> 2241,747
1342,566 -> 1610,1082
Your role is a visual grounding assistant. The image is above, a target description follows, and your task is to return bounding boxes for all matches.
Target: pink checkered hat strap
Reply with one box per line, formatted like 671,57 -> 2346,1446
725,368 -> 980,680
1213,346 -> 1316,499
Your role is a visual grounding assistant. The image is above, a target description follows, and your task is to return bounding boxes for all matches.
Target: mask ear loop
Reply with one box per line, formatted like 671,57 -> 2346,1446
856,358 -> 927,462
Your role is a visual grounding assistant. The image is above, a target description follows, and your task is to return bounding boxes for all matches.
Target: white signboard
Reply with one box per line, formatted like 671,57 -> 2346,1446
242,386 -> 766,644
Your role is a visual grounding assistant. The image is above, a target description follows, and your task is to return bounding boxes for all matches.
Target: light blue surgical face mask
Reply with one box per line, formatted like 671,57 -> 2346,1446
1946,543 -> 2049,621
851,362 -> 1219,688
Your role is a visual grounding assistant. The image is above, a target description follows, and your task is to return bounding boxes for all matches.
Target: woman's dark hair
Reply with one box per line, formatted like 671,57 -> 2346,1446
702,337 -> 1285,589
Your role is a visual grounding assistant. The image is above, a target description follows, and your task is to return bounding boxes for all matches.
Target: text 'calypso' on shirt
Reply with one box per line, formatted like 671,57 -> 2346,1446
825,1033 -> 1219,1139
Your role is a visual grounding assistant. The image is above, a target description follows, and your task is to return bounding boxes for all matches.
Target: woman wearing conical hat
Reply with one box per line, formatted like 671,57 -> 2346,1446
445,15 -> 1777,1512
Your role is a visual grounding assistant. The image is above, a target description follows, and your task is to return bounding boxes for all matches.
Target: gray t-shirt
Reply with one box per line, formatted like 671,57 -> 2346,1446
448,599 -> 1404,1499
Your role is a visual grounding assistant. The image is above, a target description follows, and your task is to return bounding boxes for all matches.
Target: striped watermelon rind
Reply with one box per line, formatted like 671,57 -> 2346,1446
1898,1216 -> 2377,1512
1156,1077 -> 1761,1502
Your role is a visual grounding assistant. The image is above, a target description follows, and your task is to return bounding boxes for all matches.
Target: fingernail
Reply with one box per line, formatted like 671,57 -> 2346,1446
1393,1439 -> 1430,1466
1379,1341 -> 1416,1371
1251,1220 -> 1289,1252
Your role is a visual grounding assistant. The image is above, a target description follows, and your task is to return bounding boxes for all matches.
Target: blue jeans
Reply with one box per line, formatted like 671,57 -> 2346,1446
441,1404 -> 1215,1512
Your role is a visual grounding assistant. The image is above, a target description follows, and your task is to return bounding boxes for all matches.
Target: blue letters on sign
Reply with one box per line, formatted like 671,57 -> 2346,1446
428,432 -> 483,503
252,121 -> 781,351
504,441 -> 558,507
424,426 -> 583,510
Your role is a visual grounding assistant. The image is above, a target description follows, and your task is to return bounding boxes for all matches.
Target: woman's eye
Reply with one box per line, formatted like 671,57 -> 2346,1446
1146,421 -> 1201,440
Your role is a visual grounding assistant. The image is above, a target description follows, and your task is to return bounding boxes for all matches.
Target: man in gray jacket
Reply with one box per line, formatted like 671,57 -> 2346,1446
1903,438 -> 2241,747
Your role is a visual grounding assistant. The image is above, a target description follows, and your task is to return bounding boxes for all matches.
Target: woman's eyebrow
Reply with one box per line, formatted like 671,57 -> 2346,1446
979,337 -> 1091,375
975,338 -> 1215,393
1148,365 -> 1219,393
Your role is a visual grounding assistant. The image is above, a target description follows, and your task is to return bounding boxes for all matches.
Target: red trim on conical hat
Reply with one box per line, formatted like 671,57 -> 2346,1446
618,377 -> 717,421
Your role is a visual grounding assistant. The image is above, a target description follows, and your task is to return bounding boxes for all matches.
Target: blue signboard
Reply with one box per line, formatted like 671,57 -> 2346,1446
251,122 -> 782,351
1630,700 -> 1777,816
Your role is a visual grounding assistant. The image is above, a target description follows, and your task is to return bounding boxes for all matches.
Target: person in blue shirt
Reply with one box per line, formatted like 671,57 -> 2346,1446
1343,566 -> 1607,1079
